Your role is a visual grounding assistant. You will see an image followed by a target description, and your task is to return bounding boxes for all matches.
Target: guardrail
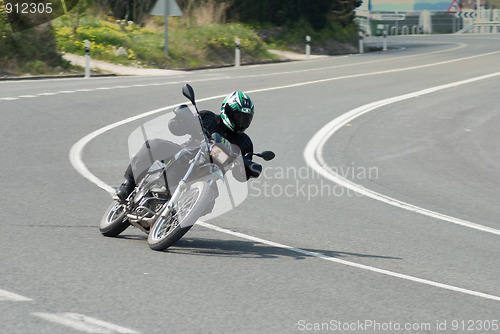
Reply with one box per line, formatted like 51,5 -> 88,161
355,9 -> 500,35
456,9 -> 500,33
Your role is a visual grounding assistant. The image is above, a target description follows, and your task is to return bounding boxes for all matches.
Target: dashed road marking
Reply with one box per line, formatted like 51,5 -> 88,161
32,312 -> 139,333
0,289 -> 138,332
0,289 -> 32,302
0,42 -> 483,105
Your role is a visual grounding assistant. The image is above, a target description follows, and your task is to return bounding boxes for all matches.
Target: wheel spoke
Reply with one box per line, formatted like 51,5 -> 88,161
176,189 -> 199,219
151,185 -> 201,242
107,203 -> 125,224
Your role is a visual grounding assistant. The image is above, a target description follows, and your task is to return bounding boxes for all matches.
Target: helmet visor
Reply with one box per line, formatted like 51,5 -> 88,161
231,111 -> 253,133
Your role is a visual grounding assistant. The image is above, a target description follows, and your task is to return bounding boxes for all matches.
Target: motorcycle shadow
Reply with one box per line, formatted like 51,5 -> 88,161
165,237 -> 402,261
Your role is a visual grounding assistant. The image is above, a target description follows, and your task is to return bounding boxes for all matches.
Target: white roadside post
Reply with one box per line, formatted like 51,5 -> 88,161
305,35 -> 311,59
358,31 -> 364,54
235,38 -> 241,67
84,39 -> 91,78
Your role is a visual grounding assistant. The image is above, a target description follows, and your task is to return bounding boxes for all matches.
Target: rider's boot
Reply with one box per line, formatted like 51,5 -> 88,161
116,177 -> 135,201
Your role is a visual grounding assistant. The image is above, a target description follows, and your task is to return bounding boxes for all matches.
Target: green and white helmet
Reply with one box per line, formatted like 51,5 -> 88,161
220,91 -> 254,134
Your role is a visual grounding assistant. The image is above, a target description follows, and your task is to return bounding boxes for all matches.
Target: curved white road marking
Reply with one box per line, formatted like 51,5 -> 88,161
70,104 -> 184,194
198,221 -> 500,302
69,93 -> 228,194
304,71 -> 500,236
70,50 -> 500,302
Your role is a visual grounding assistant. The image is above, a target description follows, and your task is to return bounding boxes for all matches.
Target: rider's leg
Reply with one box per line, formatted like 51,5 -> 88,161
116,139 -> 183,201
116,165 -> 136,201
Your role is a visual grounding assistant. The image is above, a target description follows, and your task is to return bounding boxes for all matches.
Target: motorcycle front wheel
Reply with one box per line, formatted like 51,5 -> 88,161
100,201 -> 130,237
148,181 -> 211,251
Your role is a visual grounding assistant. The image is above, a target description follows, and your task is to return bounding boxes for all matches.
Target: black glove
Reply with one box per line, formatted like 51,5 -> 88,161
243,156 -> 262,179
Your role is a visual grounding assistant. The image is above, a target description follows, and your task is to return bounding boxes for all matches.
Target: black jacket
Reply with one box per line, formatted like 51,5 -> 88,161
199,110 -> 254,158
169,108 -> 260,179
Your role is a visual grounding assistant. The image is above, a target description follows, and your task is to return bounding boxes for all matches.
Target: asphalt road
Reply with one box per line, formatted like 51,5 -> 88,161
1,34 -> 500,334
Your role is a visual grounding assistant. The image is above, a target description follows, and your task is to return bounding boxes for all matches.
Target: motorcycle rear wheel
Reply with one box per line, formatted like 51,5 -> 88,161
148,181 -> 211,251
100,201 -> 131,237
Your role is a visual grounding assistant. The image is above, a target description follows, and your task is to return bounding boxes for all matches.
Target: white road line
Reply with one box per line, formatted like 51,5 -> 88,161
242,42 -> 467,79
0,289 -> 32,301
198,221 -> 500,302
0,42 -> 480,103
0,74 -> 146,84
1,97 -> 20,101
304,71 -> 500,237
70,50 -> 500,303
32,312 -> 139,333
69,104 -> 188,194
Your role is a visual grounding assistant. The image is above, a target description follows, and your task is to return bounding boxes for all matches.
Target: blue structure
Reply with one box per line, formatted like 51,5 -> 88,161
359,0 -> 454,11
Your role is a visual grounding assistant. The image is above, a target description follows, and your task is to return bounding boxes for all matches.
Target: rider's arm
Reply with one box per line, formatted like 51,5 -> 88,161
239,135 -> 262,180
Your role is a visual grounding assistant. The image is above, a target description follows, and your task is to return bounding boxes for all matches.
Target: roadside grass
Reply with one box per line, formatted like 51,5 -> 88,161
53,15 -> 277,69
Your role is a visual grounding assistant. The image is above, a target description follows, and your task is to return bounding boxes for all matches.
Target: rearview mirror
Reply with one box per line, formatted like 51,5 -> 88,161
260,151 -> 275,161
182,84 -> 196,105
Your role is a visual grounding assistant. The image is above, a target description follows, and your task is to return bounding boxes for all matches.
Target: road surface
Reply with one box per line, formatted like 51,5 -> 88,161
1,34 -> 500,333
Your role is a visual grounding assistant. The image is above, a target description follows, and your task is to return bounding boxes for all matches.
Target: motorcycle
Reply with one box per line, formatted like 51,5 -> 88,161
99,84 -> 275,251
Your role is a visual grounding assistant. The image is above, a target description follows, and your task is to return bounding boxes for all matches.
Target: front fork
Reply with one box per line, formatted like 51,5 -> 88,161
159,149 -> 203,219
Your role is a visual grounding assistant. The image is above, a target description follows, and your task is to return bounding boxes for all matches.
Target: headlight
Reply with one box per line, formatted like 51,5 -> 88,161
210,145 -> 230,164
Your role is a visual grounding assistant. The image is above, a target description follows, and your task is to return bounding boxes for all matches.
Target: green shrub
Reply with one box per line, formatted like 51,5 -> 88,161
0,16 -> 66,75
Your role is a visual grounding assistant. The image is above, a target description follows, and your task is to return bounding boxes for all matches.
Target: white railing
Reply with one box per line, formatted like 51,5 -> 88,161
457,9 -> 500,33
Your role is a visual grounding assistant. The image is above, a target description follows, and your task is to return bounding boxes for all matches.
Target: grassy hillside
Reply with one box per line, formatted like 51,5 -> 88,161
53,15 -> 276,69
0,1 -> 360,76
1,6 -> 276,76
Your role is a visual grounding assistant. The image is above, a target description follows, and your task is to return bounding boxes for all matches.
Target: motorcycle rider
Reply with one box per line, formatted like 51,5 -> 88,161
116,90 -> 260,201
